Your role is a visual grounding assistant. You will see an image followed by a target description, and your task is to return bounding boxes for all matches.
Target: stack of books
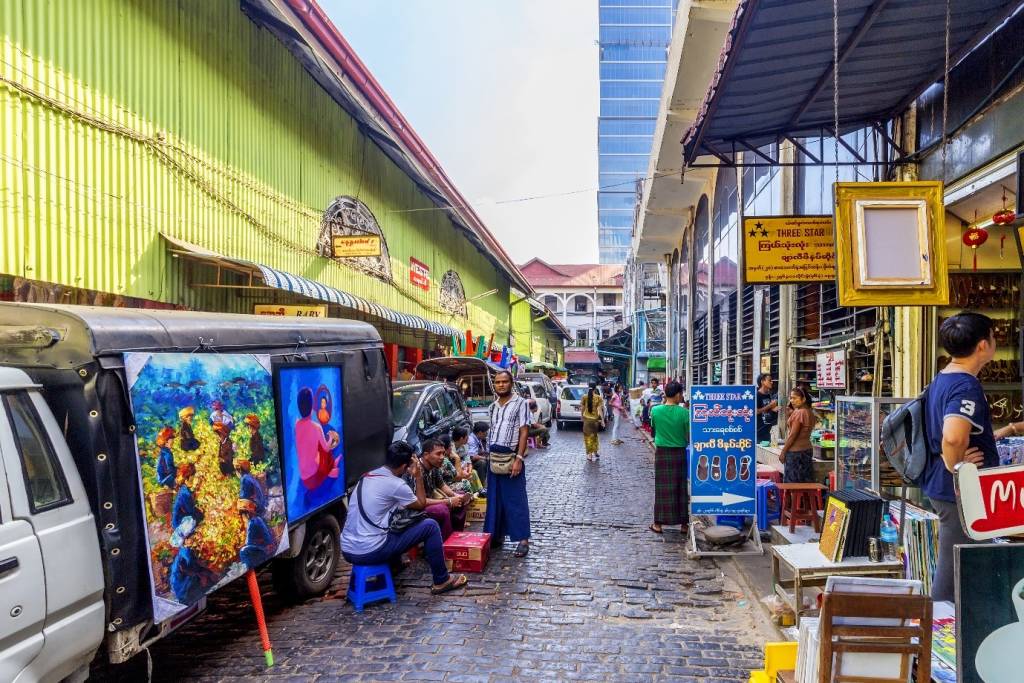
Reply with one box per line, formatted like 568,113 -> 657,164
888,500 -> 939,593
828,489 -> 885,558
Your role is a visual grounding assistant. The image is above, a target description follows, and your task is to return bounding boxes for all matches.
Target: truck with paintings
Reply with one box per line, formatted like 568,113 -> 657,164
0,303 -> 392,681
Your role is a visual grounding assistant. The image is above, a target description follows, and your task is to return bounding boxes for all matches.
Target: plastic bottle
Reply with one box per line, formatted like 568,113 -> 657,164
880,513 -> 899,561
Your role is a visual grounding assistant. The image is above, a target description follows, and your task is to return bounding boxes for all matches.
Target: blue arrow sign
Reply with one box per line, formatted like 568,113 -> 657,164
688,385 -> 757,517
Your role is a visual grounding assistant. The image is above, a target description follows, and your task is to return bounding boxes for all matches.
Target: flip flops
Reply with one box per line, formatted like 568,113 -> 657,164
513,541 -> 530,557
431,574 -> 468,595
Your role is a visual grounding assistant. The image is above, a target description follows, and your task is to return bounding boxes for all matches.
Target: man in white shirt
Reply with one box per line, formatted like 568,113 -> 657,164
341,441 -> 467,595
484,370 -> 532,557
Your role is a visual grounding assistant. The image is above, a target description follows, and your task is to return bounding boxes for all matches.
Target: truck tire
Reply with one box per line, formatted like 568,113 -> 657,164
273,513 -> 340,600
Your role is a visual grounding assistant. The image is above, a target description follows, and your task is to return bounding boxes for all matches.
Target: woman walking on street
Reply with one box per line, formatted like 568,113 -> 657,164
780,386 -> 816,483
649,382 -> 690,534
609,383 -> 626,445
581,381 -> 605,461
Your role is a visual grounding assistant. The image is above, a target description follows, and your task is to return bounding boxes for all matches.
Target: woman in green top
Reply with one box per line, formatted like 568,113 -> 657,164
649,381 -> 690,534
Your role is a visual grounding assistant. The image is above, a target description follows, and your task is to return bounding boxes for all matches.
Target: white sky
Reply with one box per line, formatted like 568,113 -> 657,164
321,0 -> 600,265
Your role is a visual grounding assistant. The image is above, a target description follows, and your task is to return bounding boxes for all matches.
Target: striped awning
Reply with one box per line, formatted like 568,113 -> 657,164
162,234 -> 461,339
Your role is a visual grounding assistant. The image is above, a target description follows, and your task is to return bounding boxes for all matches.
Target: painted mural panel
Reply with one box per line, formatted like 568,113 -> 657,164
275,365 -> 345,522
125,352 -> 288,623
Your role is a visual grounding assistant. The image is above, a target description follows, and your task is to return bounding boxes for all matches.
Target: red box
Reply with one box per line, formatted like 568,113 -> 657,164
442,531 -> 491,573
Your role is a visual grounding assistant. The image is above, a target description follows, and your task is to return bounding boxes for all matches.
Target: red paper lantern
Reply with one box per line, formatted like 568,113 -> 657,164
993,208 -> 1016,225
963,226 -> 990,271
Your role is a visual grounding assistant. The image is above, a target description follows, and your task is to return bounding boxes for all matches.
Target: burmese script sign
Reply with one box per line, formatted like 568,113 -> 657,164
955,461 -> 1024,540
331,234 -> 381,258
742,215 -> 836,284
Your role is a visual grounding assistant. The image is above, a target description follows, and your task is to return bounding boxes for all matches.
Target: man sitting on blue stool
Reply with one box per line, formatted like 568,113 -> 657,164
341,440 -> 468,596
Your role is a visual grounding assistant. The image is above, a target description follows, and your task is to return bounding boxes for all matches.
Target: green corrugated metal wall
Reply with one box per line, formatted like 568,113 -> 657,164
0,0 -> 511,338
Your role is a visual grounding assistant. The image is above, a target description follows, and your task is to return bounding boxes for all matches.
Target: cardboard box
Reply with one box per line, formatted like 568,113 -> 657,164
443,531 -> 491,573
466,497 -> 487,524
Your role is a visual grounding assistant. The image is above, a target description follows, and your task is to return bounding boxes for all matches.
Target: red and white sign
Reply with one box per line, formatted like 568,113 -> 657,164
409,257 -> 430,291
956,461 -> 1024,540
815,349 -> 846,389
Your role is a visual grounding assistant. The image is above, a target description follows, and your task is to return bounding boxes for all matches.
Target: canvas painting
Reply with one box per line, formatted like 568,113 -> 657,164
125,352 -> 289,623
275,364 -> 345,522
956,544 -> 1024,683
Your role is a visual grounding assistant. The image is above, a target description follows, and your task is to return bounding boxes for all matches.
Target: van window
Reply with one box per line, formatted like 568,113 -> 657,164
3,392 -> 71,513
561,387 -> 587,400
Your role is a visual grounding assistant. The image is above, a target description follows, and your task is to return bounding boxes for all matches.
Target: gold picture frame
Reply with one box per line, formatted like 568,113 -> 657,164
834,181 -> 948,306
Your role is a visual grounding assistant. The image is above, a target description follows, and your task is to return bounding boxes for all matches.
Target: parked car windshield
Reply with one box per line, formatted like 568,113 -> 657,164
528,383 -> 546,398
392,385 -> 425,426
561,386 -> 587,400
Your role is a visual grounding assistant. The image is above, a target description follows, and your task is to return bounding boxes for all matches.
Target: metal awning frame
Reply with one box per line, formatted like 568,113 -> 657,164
686,123 -> 912,170
683,0 -> 1024,172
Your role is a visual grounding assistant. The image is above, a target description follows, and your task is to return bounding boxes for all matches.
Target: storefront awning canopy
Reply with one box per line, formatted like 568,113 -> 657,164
162,234 -> 462,339
683,0 -> 1021,165
564,349 -> 601,366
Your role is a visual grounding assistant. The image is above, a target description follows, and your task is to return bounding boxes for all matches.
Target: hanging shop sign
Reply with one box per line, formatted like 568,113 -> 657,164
742,215 -> 835,284
688,385 -> 757,517
955,461 -> 1024,540
834,181 -> 949,306
331,235 -> 381,258
409,257 -> 430,291
253,304 -> 328,317
815,348 -> 846,390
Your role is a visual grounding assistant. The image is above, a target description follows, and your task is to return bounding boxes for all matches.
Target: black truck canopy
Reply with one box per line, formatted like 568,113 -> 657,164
0,304 -> 381,369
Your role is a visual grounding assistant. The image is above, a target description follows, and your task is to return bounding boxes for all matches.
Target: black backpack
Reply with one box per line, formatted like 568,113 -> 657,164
879,385 -> 931,537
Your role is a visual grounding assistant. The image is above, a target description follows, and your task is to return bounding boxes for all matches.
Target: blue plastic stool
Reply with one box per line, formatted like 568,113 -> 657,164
756,479 -> 781,531
715,514 -> 746,530
347,564 -> 397,612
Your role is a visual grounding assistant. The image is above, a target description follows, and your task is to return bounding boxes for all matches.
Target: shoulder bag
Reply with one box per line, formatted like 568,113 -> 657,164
489,444 -> 517,476
355,475 -> 425,534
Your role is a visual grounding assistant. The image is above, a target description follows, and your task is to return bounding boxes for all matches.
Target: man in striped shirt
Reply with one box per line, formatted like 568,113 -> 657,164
484,370 -> 532,557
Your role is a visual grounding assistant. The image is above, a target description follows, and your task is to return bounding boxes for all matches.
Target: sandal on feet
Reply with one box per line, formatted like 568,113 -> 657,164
431,574 -> 468,595
649,524 -> 663,534
513,541 -> 530,557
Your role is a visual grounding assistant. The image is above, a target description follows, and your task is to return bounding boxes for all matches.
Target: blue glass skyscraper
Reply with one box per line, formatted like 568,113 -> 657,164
598,1 -> 676,264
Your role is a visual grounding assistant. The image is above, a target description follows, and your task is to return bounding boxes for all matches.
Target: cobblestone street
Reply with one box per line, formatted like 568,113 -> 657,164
95,425 -> 769,682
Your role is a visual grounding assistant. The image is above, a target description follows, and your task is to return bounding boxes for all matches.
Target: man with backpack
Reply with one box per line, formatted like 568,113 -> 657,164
922,312 -> 1024,601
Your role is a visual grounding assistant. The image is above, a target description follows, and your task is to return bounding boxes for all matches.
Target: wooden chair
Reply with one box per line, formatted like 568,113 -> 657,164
776,482 -> 826,532
817,592 -> 933,683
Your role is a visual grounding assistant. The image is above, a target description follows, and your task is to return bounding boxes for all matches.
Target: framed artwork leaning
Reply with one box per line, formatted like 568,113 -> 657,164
833,181 -> 949,306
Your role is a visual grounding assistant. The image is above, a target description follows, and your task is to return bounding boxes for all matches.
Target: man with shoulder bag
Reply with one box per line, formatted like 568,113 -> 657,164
341,441 -> 468,595
484,370 -> 532,557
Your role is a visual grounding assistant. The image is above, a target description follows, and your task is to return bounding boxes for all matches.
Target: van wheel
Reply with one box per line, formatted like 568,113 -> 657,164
558,421 -> 565,430
273,514 -> 340,600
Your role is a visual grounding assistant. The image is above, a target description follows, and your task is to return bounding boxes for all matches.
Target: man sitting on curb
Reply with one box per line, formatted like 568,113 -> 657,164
527,400 -> 550,448
466,421 -> 490,484
341,440 -> 467,595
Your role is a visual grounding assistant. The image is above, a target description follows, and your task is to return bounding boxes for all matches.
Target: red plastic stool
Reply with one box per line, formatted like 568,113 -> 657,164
776,483 -> 826,533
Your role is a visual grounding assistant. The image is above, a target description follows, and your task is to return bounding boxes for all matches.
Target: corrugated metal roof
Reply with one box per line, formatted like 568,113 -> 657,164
163,235 -> 461,339
683,0 -> 1022,164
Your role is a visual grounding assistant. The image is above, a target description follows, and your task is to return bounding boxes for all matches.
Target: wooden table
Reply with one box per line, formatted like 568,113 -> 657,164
770,542 -> 903,624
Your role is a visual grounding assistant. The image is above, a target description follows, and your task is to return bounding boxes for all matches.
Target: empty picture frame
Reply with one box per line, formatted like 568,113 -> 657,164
834,181 -> 949,306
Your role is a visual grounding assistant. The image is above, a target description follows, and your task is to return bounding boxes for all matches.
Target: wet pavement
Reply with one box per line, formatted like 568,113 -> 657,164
93,424 -> 769,682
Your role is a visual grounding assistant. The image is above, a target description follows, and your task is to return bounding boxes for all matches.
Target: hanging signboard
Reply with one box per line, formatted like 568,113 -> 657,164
253,304 -> 328,317
742,215 -> 835,284
331,235 -> 381,258
409,257 -> 430,291
815,348 -> 846,389
955,461 -> 1024,540
688,385 -> 757,516
834,181 -> 948,306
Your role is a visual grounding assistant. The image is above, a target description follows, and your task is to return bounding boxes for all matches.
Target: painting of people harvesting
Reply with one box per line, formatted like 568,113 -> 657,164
125,352 -> 289,623
275,364 -> 345,523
